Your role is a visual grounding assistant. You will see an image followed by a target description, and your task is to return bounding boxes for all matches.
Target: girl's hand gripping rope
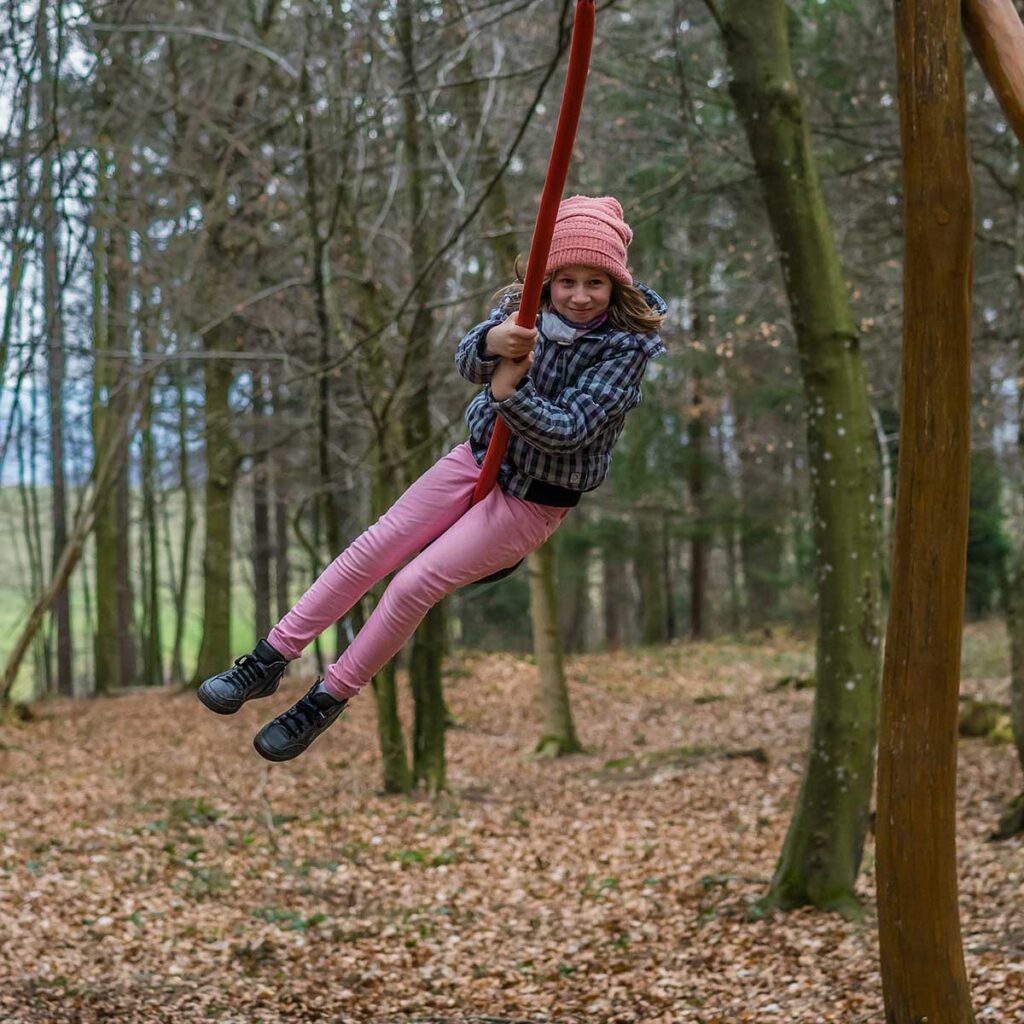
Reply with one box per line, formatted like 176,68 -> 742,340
490,350 -> 534,401
484,314 -> 538,360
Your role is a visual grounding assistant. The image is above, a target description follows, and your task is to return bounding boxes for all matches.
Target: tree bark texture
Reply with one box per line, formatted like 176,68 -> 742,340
722,0 -> 882,915
876,0 -> 976,1019
529,540 -> 582,757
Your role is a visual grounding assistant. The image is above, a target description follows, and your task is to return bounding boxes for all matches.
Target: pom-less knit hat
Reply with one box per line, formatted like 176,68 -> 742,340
544,195 -> 633,286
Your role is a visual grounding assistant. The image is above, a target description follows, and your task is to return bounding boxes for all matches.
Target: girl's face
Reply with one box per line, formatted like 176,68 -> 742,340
549,265 -> 613,323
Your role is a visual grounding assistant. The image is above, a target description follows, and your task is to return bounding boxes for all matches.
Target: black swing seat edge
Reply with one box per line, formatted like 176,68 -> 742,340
474,558 -> 525,586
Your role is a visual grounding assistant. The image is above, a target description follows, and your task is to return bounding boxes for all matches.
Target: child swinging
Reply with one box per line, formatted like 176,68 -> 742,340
198,196 -> 666,761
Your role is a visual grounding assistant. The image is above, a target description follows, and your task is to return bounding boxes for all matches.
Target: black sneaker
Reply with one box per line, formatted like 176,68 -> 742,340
197,639 -> 288,715
252,679 -> 348,763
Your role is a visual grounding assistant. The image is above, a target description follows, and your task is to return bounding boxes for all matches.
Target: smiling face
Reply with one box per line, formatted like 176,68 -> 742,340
548,265 -> 614,324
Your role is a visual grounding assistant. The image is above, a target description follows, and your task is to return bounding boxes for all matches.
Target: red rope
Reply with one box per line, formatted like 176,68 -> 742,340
470,0 -> 596,506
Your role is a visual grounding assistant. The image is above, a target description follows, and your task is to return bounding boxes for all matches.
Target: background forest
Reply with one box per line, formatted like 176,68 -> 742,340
1,0 -> 1020,696
1,1 -> 1023,1020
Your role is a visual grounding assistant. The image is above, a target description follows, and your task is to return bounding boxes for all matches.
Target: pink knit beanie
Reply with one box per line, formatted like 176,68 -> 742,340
544,195 -> 633,286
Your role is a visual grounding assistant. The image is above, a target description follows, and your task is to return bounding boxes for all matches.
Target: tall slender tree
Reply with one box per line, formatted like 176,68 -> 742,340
876,0 -> 976,1016
37,0 -> 73,694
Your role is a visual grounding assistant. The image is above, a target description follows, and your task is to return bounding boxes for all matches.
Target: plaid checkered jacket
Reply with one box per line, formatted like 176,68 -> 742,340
455,283 -> 667,499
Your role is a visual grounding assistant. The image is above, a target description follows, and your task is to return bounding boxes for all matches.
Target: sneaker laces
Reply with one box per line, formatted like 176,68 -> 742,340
231,654 -> 264,689
277,696 -> 325,740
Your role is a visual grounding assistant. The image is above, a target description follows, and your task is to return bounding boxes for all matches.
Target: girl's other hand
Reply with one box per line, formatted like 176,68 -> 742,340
485,313 -> 538,360
491,351 -> 534,401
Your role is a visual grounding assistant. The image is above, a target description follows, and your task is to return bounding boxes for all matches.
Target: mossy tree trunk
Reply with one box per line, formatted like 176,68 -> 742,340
721,0 -> 882,916
876,0 -> 976,1018
529,539 -> 582,757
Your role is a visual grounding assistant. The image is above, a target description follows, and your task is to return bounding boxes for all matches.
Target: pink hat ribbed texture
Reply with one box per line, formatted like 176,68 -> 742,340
544,195 -> 633,286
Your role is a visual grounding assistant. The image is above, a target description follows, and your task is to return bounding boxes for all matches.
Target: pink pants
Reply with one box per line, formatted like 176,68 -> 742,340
267,442 -> 569,700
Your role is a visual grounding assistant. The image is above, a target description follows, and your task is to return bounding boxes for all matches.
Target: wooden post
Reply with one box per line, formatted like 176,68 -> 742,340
876,0 -> 976,1020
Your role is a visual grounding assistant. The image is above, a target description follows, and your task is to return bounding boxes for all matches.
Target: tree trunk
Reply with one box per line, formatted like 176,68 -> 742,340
274,382 -> 291,622
721,0 -> 882,916
411,604 -> 447,793
14,401 -> 49,697
687,371 -> 707,639
529,540 -> 582,757
737,434 -> 785,628
170,360 -> 194,684
192,322 -> 238,685
140,302 -> 162,687
875,0 -> 976,1019
91,149 -> 136,693
635,511 -> 669,645
300,52 -> 345,661
715,400 -> 744,634
602,527 -> 629,649
252,366 -> 272,639
563,543 -> 592,652
1002,146 -> 1024,835
38,2 -> 72,695
366,457 -> 412,794
398,0 -> 446,793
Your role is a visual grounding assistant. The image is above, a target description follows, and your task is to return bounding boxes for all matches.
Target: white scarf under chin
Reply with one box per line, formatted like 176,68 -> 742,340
539,309 -> 608,347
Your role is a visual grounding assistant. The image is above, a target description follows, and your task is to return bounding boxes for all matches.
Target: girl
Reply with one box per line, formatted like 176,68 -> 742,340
197,195 -> 666,762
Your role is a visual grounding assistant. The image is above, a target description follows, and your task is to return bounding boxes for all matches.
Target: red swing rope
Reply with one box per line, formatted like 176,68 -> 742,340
470,0 -> 596,506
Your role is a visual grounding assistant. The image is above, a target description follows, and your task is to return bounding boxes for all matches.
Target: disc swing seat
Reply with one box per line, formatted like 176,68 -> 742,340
470,0 -> 596,587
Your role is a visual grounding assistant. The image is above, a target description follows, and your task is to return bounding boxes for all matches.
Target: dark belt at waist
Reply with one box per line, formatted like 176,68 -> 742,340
470,438 -> 582,508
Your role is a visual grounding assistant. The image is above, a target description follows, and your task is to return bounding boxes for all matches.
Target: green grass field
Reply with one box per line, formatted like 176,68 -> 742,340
0,487 -> 259,700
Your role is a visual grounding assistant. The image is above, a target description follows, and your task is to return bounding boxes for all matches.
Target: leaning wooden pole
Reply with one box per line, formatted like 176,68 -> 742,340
876,1 -> 976,1022
962,0 -> 1024,145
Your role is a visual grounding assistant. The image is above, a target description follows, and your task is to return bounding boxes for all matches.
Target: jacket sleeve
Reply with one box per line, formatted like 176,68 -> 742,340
488,345 -> 652,454
455,311 -> 504,384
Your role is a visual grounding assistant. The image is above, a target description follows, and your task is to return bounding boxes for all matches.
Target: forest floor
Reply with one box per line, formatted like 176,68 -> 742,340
1,623 -> 1021,1023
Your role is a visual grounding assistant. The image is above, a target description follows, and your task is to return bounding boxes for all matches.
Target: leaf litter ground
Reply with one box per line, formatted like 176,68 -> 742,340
1,625 -> 1021,1023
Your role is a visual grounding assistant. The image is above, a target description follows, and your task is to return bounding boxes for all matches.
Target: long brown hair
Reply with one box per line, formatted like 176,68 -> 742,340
493,255 -> 665,335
